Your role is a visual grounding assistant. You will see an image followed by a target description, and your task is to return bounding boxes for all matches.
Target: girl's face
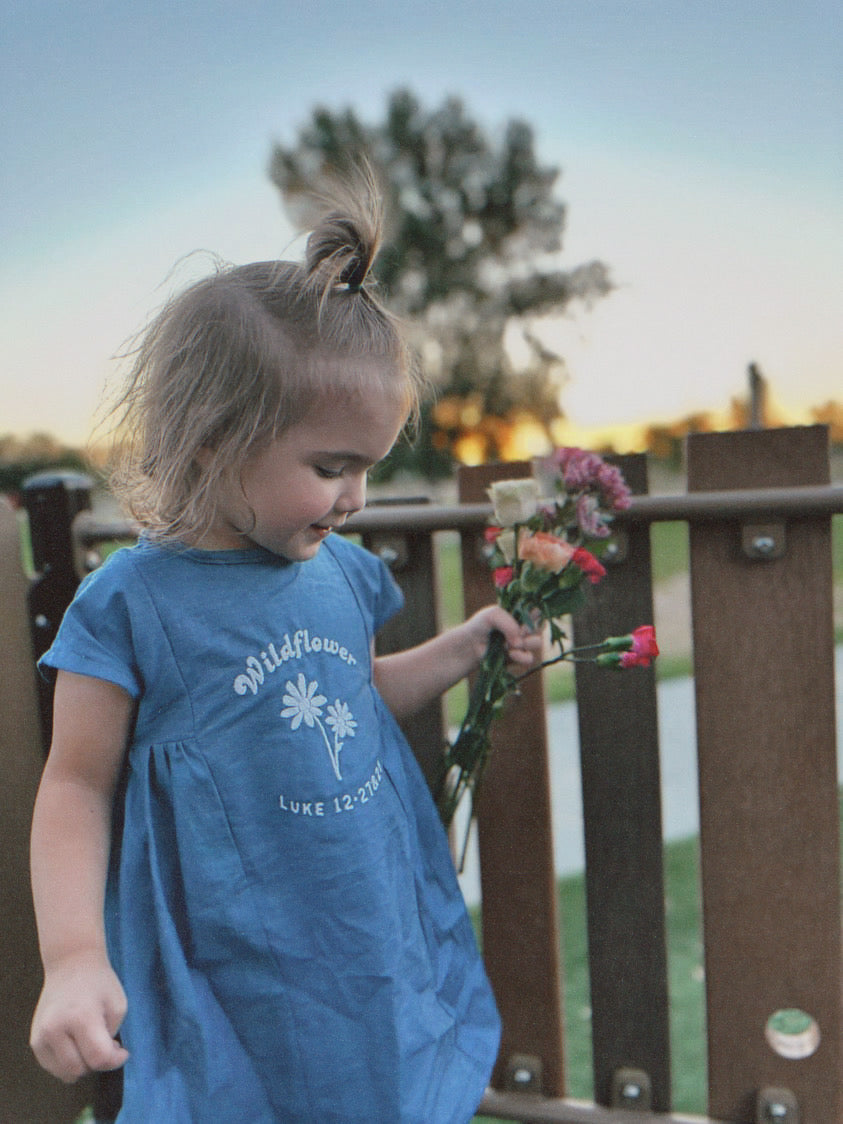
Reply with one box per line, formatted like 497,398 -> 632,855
199,376 -> 407,559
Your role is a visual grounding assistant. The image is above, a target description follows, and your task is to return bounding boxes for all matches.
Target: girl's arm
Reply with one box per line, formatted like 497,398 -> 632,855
373,605 -> 541,720
30,671 -> 133,1083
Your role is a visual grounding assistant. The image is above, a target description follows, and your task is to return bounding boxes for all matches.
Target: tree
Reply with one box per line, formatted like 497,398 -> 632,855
811,401 -> 843,446
0,433 -> 88,499
269,89 -> 611,478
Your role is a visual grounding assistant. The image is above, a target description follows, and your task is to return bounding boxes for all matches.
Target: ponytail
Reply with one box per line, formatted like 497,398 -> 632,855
304,162 -> 383,300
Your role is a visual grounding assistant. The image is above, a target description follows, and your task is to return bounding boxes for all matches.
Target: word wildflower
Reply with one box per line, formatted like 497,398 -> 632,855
435,450 -> 657,851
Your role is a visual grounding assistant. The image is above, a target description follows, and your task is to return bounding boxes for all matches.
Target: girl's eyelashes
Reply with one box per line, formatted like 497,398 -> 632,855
315,463 -> 376,480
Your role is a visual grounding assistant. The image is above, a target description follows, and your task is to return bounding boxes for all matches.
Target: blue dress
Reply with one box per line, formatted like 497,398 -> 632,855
41,534 -> 500,1123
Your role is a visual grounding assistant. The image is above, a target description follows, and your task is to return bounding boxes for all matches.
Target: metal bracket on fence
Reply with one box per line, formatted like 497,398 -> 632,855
368,534 -> 409,571
503,1053 -> 543,1094
756,1087 -> 800,1123
610,1067 -> 652,1110
741,522 -> 786,561
602,528 -> 629,566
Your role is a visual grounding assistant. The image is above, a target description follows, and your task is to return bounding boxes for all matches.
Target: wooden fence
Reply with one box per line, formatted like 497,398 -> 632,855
1,425 -> 841,1123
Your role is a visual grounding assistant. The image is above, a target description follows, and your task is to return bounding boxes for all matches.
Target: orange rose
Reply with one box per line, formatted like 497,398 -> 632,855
517,529 -> 575,573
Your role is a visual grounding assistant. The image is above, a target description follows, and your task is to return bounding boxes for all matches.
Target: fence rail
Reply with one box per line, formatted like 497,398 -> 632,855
71,482 -> 843,546
1,424 -> 841,1123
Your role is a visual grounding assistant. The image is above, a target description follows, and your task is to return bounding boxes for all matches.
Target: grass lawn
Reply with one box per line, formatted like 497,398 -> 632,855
471,830 -> 707,1122
476,798 -> 843,1121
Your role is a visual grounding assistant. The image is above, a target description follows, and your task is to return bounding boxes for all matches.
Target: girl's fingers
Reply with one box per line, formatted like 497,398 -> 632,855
33,1020 -> 128,1083
76,1022 -> 129,1074
471,606 -> 542,666
33,1031 -> 89,1084
507,627 -> 543,667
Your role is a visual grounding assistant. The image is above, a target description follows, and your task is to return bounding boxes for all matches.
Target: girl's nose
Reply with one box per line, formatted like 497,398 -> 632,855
336,472 -> 367,514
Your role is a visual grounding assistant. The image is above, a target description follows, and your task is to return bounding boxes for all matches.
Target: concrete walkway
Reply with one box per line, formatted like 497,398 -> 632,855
458,645 -> 843,906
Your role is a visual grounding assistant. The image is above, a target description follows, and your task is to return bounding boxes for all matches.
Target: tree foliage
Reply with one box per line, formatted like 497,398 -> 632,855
269,89 -> 611,478
0,433 -> 88,498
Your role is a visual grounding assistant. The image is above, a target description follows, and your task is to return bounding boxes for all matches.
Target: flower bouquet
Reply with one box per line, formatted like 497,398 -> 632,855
435,448 -> 658,852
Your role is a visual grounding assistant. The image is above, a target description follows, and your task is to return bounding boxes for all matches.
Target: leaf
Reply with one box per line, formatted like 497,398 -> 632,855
541,584 -> 586,620
549,620 -> 568,647
519,562 -> 547,592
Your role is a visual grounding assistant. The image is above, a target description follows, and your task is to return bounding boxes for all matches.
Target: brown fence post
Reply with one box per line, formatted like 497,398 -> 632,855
687,425 -> 841,1122
22,471 -> 92,750
0,497 -> 96,1121
571,453 -> 672,1110
459,462 -> 566,1099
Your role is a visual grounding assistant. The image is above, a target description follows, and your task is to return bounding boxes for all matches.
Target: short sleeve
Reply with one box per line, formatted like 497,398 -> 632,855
38,549 -> 144,698
323,535 -> 404,634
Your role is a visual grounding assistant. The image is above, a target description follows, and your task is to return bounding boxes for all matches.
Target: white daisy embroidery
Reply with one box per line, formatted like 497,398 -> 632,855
280,674 -> 327,730
280,674 -> 353,782
325,700 -> 357,741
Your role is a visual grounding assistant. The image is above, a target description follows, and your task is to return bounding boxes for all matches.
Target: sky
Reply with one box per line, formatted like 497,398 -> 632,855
1,0 -> 841,450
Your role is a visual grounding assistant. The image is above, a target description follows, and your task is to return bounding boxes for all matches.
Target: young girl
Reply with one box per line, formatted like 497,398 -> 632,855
29,172 -> 539,1123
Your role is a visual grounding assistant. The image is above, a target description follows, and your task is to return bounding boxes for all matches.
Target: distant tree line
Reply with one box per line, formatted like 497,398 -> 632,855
4,398 -> 840,503
643,399 -> 843,470
0,433 -> 89,500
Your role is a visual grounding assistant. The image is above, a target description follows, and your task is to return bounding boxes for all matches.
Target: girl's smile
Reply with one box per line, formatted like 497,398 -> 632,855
198,380 -> 407,558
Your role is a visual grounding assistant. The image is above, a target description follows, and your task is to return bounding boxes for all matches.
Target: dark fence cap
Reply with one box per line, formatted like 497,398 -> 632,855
22,470 -> 93,492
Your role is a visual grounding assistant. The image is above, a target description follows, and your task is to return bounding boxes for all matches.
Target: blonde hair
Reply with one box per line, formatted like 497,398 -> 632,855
109,167 -> 421,544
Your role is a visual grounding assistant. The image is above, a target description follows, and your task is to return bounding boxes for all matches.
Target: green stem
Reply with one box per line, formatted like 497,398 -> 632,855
435,630 -> 514,827
515,635 -> 625,684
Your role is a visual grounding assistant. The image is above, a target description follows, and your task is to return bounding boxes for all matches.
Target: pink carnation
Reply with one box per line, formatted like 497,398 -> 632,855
572,546 -> 607,584
630,625 -> 659,663
493,566 -> 514,588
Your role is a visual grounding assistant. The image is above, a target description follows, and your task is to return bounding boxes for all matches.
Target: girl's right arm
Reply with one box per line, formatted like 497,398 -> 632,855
30,670 -> 133,1083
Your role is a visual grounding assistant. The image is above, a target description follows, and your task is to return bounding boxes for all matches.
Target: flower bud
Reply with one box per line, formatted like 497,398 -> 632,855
603,633 -> 635,652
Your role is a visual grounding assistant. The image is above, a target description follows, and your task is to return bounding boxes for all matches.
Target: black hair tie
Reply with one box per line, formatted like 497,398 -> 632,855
339,255 -> 368,292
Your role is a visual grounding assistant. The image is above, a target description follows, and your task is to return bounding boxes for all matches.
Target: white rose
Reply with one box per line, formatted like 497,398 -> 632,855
496,528 -> 516,563
488,478 -> 540,526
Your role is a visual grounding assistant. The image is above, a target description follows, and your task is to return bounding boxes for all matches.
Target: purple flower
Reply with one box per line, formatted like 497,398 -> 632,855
576,493 -> 610,538
540,447 -> 631,512
596,462 -> 632,510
